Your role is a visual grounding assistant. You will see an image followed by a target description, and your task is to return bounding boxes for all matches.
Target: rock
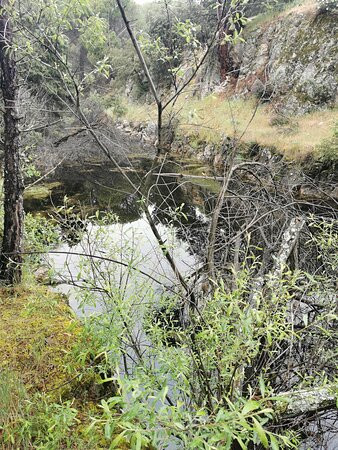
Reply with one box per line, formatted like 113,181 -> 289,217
34,267 -> 51,284
213,153 -> 224,168
260,147 -> 273,162
251,79 -> 266,98
134,121 -> 142,131
144,122 -> 157,138
203,144 -> 214,160
228,9 -> 337,113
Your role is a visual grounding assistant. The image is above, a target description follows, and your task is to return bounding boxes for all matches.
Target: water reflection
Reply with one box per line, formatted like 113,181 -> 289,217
50,212 -> 197,315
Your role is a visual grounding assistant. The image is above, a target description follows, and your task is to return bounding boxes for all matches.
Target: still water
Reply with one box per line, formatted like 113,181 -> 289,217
25,158 -> 212,314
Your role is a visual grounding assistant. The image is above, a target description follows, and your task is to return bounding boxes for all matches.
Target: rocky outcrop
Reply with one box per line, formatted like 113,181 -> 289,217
220,6 -> 337,114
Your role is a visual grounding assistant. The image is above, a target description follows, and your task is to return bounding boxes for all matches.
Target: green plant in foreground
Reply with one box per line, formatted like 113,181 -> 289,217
24,213 -> 60,253
63,214 -> 338,449
89,385 -> 296,449
0,370 -> 78,448
66,222 -> 306,448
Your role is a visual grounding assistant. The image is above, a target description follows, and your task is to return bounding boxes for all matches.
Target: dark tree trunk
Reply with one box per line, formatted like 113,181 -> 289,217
217,1 -> 242,82
0,0 -> 24,284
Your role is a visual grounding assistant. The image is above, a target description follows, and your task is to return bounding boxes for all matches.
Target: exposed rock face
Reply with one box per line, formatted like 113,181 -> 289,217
226,8 -> 337,114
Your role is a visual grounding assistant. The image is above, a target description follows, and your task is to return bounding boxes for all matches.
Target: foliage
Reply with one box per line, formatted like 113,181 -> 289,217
0,380 -> 79,449
24,213 -> 60,253
61,220 -> 336,447
308,215 -> 338,273
90,390 -> 296,449
0,191 -> 59,258
78,15 -> 112,65
316,122 -> 338,164
0,0 -> 337,447
20,212 -> 60,274
138,12 -> 201,88
102,92 -> 127,118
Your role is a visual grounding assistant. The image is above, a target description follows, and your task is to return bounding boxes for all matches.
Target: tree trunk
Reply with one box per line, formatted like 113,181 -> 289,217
0,0 -> 24,284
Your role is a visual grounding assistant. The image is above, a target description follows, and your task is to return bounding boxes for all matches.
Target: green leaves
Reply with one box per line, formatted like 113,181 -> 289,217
241,399 -> 260,415
270,434 -> 280,450
174,20 -> 199,48
252,417 -> 269,448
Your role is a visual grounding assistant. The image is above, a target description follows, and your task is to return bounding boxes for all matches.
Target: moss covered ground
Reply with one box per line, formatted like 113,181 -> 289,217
0,284 -> 115,449
24,182 -> 62,201
0,286 -> 81,394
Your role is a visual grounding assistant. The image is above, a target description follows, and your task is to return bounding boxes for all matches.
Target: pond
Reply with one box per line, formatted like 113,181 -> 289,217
25,156 -> 217,315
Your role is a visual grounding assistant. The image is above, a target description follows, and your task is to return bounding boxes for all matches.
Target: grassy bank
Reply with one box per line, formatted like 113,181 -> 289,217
113,95 -> 337,161
0,284 -> 110,448
245,0 -> 318,33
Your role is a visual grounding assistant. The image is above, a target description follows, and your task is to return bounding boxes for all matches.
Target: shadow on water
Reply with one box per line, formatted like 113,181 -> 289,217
24,156 -> 216,222
24,156 -> 216,266
25,156 -> 216,310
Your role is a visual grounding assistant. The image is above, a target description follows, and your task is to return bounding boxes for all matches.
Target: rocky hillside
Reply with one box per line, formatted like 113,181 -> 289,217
204,2 -> 337,114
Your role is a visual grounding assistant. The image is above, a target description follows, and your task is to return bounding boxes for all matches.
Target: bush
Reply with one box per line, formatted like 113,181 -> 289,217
103,92 -> 126,117
316,123 -> 338,163
24,213 -> 60,253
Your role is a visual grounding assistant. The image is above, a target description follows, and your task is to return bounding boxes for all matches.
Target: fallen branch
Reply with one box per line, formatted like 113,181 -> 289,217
21,118 -> 61,133
250,217 -> 305,304
279,385 -> 337,417
152,163 -> 272,182
53,126 -> 93,147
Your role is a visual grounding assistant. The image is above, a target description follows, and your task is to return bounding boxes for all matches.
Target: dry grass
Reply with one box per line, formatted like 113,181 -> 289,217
245,0 -> 317,32
118,95 -> 337,161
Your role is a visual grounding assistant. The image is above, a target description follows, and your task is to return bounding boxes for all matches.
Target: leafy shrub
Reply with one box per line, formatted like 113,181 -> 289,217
103,93 -> 126,117
316,123 -> 338,163
24,213 -> 60,253
65,221 -> 308,448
